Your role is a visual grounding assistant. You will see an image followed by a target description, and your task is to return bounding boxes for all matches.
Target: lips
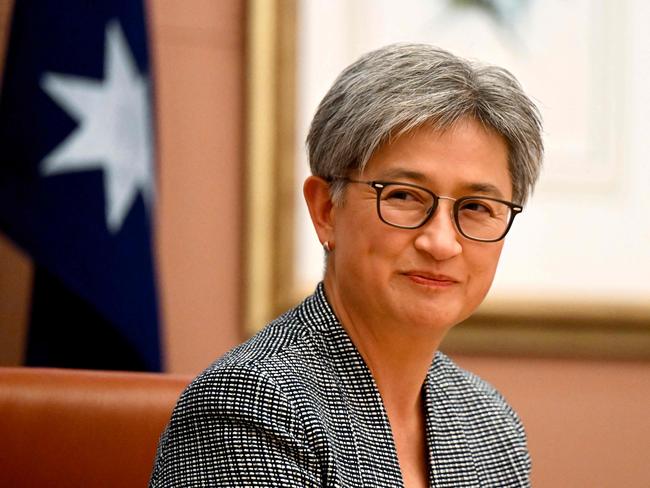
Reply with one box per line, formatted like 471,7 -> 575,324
403,271 -> 459,286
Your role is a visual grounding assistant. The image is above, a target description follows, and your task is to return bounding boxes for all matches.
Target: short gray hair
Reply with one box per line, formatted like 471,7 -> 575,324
306,43 -> 543,205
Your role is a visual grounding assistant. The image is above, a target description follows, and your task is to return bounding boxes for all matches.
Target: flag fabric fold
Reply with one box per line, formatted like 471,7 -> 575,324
0,1 -> 162,371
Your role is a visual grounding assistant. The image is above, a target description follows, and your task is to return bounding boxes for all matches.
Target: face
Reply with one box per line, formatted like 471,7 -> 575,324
323,119 -> 512,338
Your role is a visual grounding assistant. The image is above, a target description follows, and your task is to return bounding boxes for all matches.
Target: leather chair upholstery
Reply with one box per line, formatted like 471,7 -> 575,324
0,367 -> 191,488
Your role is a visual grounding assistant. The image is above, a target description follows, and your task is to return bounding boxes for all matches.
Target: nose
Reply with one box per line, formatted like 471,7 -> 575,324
413,200 -> 462,260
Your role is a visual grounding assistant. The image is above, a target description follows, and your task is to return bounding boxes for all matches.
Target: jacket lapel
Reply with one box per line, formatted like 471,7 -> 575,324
301,284 -> 405,487
424,356 -> 480,488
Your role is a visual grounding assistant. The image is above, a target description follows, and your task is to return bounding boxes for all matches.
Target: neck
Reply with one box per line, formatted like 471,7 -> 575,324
323,277 -> 443,418
359,330 -> 437,420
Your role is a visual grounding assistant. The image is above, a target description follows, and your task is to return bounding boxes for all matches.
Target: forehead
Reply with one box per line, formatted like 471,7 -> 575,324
363,120 -> 512,199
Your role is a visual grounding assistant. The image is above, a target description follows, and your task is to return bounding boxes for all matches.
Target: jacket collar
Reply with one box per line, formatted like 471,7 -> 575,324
299,283 -> 479,487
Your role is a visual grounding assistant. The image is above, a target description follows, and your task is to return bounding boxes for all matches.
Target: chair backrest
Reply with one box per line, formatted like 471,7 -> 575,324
0,367 -> 191,488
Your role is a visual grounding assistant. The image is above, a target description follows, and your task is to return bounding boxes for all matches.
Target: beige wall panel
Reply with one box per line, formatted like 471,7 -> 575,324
150,0 -> 245,374
151,0 -> 243,38
454,355 -> 650,488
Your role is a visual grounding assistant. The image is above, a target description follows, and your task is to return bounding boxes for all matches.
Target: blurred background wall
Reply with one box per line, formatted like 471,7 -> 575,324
0,1 -> 649,486
149,0 -> 244,374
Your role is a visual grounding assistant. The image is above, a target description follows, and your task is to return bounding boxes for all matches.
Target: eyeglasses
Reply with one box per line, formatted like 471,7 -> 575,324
340,178 -> 523,242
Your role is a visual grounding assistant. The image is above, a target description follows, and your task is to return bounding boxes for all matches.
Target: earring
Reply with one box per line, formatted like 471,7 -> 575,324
323,241 -> 332,252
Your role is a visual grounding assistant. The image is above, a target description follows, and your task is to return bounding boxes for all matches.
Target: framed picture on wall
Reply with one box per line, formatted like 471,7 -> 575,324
245,0 -> 650,359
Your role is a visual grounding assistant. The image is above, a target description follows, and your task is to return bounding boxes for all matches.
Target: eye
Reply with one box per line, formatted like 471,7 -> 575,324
384,189 -> 418,201
461,201 -> 491,213
458,199 -> 497,217
381,186 -> 428,204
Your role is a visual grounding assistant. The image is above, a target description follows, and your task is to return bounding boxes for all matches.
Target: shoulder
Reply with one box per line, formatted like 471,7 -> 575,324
426,353 -> 531,484
179,308 -> 321,418
210,288 -> 337,373
431,352 -> 523,426
151,351 -> 324,487
429,353 -> 530,460
150,306 -> 332,486
171,301 -> 335,435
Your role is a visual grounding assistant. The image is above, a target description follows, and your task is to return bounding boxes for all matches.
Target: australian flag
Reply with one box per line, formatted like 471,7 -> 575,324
0,1 -> 162,371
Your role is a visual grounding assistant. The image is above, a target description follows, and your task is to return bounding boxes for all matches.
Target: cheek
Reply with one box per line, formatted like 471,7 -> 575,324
335,204 -> 398,255
466,244 -> 504,293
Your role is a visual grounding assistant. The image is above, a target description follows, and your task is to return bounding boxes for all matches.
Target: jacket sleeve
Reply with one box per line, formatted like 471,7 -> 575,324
149,365 -> 322,487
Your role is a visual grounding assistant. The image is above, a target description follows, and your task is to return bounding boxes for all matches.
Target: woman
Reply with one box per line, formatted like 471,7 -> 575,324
150,44 -> 543,487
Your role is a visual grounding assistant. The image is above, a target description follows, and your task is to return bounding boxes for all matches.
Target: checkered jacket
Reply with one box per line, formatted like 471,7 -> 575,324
150,283 -> 531,487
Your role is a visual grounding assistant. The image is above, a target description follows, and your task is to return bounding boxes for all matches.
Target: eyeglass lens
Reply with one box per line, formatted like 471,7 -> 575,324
377,184 -> 513,241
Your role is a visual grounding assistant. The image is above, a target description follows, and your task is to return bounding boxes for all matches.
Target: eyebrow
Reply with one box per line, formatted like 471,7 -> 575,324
373,168 -> 506,199
465,182 -> 505,199
378,168 -> 427,181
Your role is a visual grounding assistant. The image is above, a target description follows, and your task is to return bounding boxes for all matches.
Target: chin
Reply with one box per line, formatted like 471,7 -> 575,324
406,306 -> 464,333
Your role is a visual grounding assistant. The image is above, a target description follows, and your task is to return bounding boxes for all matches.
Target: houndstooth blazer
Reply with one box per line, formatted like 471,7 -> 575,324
150,283 -> 531,487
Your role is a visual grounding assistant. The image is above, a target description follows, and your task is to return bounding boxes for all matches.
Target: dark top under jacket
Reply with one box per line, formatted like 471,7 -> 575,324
150,283 -> 531,487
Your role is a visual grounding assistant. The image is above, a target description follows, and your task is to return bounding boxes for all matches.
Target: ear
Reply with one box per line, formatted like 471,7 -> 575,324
303,176 -> 335,246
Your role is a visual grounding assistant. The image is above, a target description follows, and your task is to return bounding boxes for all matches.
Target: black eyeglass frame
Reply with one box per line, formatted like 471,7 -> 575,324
340,178 -> 523,243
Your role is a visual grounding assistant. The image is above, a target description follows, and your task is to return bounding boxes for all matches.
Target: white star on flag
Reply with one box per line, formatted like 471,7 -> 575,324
40,19 -> 154,234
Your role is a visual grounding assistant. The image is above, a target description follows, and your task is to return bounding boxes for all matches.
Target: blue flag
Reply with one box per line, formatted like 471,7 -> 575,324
0,1 -> 162,371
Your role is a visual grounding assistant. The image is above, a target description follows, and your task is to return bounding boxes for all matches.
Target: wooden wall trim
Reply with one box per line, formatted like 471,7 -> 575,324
244,0 -> 297,334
